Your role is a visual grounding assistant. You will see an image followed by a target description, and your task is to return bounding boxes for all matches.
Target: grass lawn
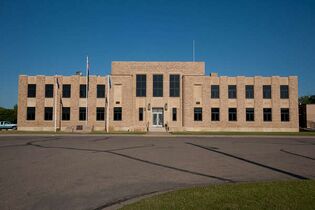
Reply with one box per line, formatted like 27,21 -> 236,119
171,131 -> 315,136
120,180 -> 315,210
0,130 -> 146,135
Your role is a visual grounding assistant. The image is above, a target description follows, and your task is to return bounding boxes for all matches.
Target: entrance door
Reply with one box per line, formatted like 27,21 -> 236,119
152,108 -> 164,127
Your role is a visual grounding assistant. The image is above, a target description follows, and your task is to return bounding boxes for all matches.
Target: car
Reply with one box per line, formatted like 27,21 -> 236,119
0,121 -> 17,130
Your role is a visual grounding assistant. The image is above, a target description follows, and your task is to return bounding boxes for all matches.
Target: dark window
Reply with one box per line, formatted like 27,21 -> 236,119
211,85 -> 220,99
114,107 -> 122,121
136,75 -> 146,97
263,108 -> 272,121
138,107 -> 144,121
245,85 -> 254,99
153,75 -> 163,97
44,107 -> 53,121
27,84 -> 36,98
62,107 -> 71,121
211,108 -> 220,121
263,85 -> 272,99
62,84 -> 71,98
97,85 -> 106,98
45,84 -> 54,98
80,84 -> 86,98
79,107 -> 86,121
281,108 -> 290,122
280,85 -> 289,99
26,107 -> 35,120
194,108 -> 202,121
170,74 -> 180,97
229,108 -> 237,121
172,108 -> 177,121
228,85 -> 237,99
246,108 -> 255,121
96,107 -> 105,121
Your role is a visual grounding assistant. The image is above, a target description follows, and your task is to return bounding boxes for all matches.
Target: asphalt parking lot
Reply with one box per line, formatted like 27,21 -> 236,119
0,135 -> 314,210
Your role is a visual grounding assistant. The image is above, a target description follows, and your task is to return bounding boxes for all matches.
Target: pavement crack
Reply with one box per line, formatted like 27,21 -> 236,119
186,142 -> 309,180
280,149 -> 315,161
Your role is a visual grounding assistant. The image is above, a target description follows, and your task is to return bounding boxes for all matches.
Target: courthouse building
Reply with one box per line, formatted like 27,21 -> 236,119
17,62 -> 299,132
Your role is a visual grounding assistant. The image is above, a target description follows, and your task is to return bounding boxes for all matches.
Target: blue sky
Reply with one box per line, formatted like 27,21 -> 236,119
0,0 -> 314,108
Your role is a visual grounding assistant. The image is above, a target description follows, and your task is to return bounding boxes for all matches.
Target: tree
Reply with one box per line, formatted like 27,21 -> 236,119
0,104 -> 18,123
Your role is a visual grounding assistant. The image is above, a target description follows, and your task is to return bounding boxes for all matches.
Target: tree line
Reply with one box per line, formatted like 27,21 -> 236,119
0,105 -> 17,123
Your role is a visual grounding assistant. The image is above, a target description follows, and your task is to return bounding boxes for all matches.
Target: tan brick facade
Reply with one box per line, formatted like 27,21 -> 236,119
17,62 -> 299,132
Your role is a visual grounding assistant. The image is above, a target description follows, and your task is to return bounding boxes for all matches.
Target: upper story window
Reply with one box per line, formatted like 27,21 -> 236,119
169,74 -> 180,97
280,85 -> 289,99
263,85 -> 272,99
153,75 -> 163,97
27,84 -> 36,98
245,85 -> 254,99
211,85 -> 220,99
45,84 -> 54,98
97,85 -> 106,98
136,74 -> 146,97
62,84 -> 71,98
228,85 -> 237,99
80,84 -> 87,98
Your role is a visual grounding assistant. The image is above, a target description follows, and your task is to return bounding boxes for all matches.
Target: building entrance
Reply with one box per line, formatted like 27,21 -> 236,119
152,108 -> 164,127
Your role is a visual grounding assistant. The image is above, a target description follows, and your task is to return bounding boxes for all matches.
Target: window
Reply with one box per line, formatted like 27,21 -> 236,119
136,75 -> 146,97
228,85 -> 237,99
114,107 -> 122,121
245,85 -> 254,99
96,107 -> 105,121
170,74 -> 180,97
153,75 -> 163,97
263,85 -> 271,99
281,108 -> 290,122
27,107 -> 35,120
211,85 -> 220,99
27,84 -> 36,98
194,108 -> 202,121
62,107 -> 71,121
44,107 -> 53,121
172,108 -> 177,121
62,84 -> 71,98
229,108 -> 237,121
45,84 -> 54,98
79,107 -> 86,121
97,85 -> 106,98
246,108 -> 255,121
263,108 -> 272,121
211,108 -> 220,121
280,85 -> 289,99
80,84 -> 86,98
139,107 -> 144,121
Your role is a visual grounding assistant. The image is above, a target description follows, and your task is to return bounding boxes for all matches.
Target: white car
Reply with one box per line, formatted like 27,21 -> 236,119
0,121 -> 17,130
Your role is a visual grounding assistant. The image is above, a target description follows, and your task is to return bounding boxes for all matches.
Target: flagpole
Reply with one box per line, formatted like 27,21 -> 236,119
106,75 -> 110,132
86,56 -> 89,126
54,76 -> 57,132
193,40 -> 195,62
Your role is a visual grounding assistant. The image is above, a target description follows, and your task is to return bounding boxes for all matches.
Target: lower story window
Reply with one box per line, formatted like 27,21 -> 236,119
172,108 -> 177,121
139,107 -> 144,121
211,108 -> 220,121
229,108 -> 237,121
246,108 -> 254,121
281,108 -> 290,122
27,107 -> 35,120
79,107 -> 86,121
194,108 -> 202,121
96,107 -> 105,121
62,107 -> 71,121
44,107 -> 53,121
114,107 -> 122,121
263,108 -> 272,122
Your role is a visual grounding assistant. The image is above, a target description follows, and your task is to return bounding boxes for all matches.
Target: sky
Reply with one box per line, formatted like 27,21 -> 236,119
0,0 -> 314,108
